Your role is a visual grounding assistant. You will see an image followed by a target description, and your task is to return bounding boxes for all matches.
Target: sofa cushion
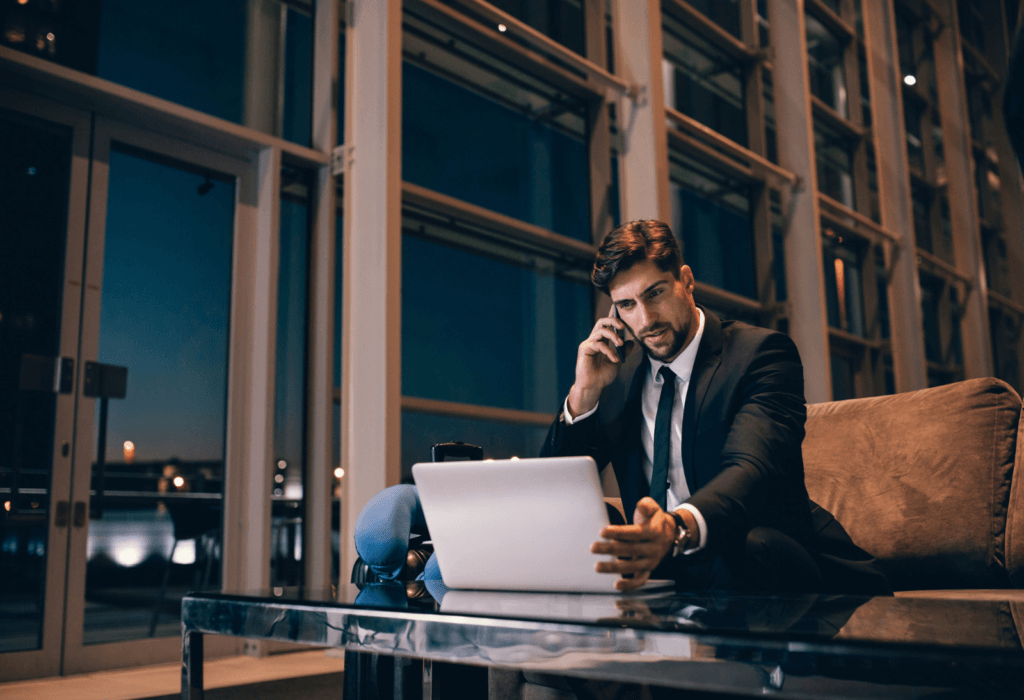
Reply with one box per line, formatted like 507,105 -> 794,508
804,378 -> 1020,591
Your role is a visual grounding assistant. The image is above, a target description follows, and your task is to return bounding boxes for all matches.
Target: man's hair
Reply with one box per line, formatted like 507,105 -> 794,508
591,220 -> 683,294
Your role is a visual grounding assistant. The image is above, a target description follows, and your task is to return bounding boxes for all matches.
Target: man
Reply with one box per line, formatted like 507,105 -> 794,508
541,219 -> 890,595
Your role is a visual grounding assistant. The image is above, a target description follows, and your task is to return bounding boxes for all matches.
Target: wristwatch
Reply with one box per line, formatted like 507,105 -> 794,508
670,510 -> 690,555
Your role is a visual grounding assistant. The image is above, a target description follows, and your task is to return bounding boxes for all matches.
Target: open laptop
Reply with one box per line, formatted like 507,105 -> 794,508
411,456 -> 673,593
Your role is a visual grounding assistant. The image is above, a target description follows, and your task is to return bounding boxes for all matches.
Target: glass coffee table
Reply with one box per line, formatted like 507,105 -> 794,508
180,583 -> 1024,699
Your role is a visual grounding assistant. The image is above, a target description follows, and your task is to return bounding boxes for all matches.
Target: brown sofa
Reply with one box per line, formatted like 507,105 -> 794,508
804,376 -> 1024,598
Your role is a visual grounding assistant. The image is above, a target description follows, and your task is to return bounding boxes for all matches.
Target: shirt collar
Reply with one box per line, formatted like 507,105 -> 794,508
649,308 -> 705,385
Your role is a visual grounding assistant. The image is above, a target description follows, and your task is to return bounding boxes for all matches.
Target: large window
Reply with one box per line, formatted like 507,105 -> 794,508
397,2 -> 601,479
663,12 -> 747,146
402,8 -> 591,242
806,14 -> 848,118
669,153 -> 756,300
1,0 -> 314,144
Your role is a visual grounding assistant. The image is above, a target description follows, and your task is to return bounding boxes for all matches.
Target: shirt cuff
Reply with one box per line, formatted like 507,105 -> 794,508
676,504 -> 708,555
562,396 -> 599,425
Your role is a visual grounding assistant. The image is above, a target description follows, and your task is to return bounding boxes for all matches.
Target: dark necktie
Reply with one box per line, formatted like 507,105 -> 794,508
649,366 -> 676,510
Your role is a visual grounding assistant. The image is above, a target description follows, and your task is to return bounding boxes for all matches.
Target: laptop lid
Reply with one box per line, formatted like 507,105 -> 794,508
412,456 -> 630,593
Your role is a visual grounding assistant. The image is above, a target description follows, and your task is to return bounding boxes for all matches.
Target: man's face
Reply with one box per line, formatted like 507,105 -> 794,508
608,260 -> 698,363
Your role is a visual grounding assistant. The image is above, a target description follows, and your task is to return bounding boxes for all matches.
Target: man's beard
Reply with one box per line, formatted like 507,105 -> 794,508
640,323 -> 688,362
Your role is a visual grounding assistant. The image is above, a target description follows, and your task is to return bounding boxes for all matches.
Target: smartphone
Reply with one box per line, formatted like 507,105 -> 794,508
609,305 -> 627,363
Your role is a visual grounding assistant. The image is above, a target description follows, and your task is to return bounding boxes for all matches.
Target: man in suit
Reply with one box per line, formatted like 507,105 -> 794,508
542,220 -> 890,594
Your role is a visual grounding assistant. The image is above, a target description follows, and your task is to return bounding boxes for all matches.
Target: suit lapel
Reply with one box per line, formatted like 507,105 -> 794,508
682,307 -> 723,494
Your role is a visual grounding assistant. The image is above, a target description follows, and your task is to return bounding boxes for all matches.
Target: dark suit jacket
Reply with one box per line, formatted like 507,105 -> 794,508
541,308 -> 890,594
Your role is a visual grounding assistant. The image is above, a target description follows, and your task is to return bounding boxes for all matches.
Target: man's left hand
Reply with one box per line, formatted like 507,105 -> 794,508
591,497 -> 677,591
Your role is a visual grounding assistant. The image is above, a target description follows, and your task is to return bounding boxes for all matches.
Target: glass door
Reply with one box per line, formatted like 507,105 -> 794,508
0,94 -> 93,681
61,118 -> 248,673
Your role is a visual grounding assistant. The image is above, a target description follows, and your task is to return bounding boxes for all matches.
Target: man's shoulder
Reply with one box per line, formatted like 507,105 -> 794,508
717,317 -> 801,366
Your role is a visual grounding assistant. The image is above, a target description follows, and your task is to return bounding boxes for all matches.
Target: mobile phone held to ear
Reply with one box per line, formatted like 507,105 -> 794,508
610,305 -> 627,363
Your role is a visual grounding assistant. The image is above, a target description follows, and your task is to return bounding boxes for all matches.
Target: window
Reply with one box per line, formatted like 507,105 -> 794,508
806,14 -> 847,118
402,8 -> 591,242
489,0 -> 586,55
920,272 -> 965,386
272,167 -> 312,588
663,13 -> 747,146
823,231 -> 865,337
815,122 -> 856,209
669,151 -> 757,300
686,0 -> 742,39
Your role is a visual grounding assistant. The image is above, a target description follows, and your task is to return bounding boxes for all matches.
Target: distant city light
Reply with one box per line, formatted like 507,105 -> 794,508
173,476 -> 185,488
112,537 -> 145,567
510,456 -> 519,461
46,32 -> 54,41
334,467 -> 344,479
3,502 -> 9,512
17,0 -> 28,4
277,460 -> 287,470
497,23 -> 507,32
274,474 -> 284,483
172,539 -> 196,565
26,167 -> 36,175
904,74 -> 917,86
123,440 -> 135,463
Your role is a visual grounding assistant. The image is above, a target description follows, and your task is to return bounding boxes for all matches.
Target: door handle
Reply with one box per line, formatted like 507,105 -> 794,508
73,501 -> 87,528
55,501 -> 70,528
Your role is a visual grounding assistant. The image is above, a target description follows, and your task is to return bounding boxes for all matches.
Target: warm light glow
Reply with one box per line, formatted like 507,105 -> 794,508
834,257 -> 847,330
46,32 -> 54,41
510,456 -> 519,461
123,440 -> 135,463
334,467 -> 344,479
275,473 -> 284,483
3,502 -> 9,512
17,0 -> 28,5
112,537 -> 145,567
277,460 -> 287,470
903,74 -> 917,86
497,23 -> 507,32
173,476 -> 185,488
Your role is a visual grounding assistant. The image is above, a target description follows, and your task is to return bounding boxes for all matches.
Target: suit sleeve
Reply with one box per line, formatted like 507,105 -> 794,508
539,401 -> 612,471
684,332 -> 807,552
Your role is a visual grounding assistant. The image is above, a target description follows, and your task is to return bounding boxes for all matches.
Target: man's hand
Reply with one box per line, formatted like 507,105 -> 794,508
591,497 -> 677,591
567,315 -> 634,418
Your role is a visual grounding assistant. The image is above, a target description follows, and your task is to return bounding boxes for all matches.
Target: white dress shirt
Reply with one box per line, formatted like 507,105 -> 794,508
564,309 -> 708,553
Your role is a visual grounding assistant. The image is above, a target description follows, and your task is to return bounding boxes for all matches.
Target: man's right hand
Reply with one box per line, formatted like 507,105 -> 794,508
566,315 -> 634,418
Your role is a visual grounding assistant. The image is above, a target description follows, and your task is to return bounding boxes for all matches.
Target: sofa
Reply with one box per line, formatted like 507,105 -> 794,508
803,376 -> 1024,597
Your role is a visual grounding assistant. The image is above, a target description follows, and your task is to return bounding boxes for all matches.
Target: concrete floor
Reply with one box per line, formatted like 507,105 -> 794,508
0,650 -> 346,700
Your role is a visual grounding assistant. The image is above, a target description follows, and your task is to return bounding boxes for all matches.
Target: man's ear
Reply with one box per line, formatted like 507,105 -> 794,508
680,265 -> 695,290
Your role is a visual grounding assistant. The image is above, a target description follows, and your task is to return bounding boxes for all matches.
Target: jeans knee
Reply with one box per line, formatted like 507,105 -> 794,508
354,484 -> 422,574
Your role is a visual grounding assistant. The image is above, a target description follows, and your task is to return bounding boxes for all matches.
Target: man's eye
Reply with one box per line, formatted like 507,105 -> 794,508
649,289 -> 662,299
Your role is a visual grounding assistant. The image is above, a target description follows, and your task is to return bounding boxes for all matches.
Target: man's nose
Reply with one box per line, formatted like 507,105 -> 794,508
636,301 -> 655,331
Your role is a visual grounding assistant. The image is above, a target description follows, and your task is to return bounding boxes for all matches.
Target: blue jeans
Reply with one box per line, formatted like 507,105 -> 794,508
354,484 -> 442,581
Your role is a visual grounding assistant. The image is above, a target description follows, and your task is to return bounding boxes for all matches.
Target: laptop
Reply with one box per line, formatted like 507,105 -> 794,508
411,456 -> 673,593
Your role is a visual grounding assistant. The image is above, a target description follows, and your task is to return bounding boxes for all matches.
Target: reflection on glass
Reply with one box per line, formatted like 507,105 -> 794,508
669,152 -> 756,299
814,123 -> 855,209
830,354 -> 854,401
401,413 -> 548,482
282,6 -> 313,147
490,0 -> 585,55
401,233 -> 591,413
823,232 -> 864,337
0,112 -> 72,653
685,0 -> 742,39
401,41 -> 590,242
96,0 -> 247,124
84,147 -> 233,644
806,14 -> 847,118
272,173 -> 310,588
989,308 -> 1021,391
662,14 -> 746,146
